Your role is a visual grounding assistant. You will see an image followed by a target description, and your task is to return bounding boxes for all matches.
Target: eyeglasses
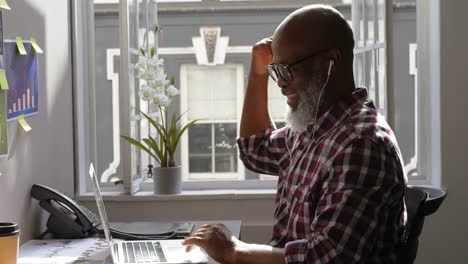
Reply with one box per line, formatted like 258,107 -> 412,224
266,49 -> 328,83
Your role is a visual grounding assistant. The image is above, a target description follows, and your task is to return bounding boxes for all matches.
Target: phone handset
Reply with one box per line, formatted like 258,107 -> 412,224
31,184 -> 100,239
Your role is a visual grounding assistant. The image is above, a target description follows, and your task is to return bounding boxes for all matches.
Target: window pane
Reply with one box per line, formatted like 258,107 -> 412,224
354,52 -> 365,88
214,123 -> 238,173
268,78 -> 287,121
189,123 -> 212,172
94,4 -> 122,184
365,0 -> 375,45
186,65 -> 238,120
377,47 -> 386,110
366,50 -> 376,103
377,0 -> 385,43
354,0 -> 365,48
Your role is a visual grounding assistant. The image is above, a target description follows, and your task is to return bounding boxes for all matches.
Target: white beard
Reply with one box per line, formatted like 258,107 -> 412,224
285,77 -> 323,133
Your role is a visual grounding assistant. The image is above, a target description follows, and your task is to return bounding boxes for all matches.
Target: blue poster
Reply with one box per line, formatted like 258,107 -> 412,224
5,40 -> 39,120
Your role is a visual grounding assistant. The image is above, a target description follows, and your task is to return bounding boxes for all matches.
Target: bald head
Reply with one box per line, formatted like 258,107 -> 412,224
273,5 -> 355,67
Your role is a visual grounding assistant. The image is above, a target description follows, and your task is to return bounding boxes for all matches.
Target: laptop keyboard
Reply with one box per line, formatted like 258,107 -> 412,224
122,241 -> 167,263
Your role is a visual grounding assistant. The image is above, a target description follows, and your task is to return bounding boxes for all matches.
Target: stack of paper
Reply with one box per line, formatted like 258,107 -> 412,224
19,238 -> 115,264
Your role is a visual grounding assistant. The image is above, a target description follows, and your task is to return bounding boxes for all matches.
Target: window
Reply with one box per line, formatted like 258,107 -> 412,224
352,0 -> 386,114
75,0 -> 421,194
180,64 -> 245,181
178,65 -> 285,182
352,0 -> 422,181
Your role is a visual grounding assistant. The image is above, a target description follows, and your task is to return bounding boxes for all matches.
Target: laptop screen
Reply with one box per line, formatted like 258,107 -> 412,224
89,163 -> 117,262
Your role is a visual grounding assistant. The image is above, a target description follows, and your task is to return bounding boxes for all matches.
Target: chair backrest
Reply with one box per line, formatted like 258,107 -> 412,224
399,186 -> 447,264
400,186 -> 427,263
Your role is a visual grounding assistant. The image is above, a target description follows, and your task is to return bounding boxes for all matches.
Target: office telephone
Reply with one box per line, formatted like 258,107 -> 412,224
31,184 -> 100,239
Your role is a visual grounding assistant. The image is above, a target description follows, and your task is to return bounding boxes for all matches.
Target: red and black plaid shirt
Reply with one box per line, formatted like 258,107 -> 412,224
237,88 -> 407,263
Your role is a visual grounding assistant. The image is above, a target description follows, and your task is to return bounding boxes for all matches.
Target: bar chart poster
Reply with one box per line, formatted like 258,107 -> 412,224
5,40 -> 39,120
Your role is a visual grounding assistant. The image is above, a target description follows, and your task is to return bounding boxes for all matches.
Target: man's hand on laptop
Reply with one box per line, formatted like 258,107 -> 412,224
182,223 -> 239,264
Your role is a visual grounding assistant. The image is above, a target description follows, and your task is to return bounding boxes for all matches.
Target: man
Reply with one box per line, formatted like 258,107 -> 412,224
182,5 -> 407,263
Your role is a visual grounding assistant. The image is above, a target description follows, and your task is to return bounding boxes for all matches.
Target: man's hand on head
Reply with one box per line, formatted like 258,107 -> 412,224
251,37 -> 273,76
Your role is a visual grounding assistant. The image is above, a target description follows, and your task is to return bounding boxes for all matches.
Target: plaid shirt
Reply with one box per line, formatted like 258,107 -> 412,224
237,88 -> 407,263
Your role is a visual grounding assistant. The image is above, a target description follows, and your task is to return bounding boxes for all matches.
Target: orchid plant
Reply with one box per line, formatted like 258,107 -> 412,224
121,47 -> 198,167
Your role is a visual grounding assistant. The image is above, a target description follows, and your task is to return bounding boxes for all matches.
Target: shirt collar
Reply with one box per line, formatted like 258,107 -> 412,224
305,87 -> 369,137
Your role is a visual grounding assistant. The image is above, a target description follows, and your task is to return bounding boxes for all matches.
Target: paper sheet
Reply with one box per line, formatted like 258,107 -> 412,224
0,0 -> 10,10
0,69 -> 8,90
30,37 -> 43,54
5,40 -> 40,120
16,36 -> 27,55
18,114 -> 31,132
19,238 -> 114,264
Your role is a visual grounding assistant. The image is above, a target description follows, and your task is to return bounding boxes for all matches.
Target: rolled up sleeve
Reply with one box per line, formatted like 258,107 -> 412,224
236,125 -> 287,176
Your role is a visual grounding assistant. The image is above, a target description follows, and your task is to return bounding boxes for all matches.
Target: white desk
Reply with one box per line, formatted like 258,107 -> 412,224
19,220 -> 241,264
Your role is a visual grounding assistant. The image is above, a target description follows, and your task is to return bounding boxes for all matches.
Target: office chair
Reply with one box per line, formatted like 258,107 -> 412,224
399,185 -> 447,263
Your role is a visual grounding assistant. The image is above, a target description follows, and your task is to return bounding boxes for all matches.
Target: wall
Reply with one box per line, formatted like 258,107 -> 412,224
416,0 -> 468,263
0,0 -> 74,243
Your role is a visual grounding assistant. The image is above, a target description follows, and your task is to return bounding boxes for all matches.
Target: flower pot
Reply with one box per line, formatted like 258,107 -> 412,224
153,166 -> 182,194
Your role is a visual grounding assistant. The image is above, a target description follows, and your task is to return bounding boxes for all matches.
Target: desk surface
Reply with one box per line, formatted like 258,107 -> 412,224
19,220 -> 241,264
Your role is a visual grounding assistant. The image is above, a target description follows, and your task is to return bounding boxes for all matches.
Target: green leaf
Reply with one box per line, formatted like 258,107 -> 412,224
170,75 -> 176,85
169,113 -> 178,153
142,137 -> 163,163
135,108 -> 167,142
175,109 -> 190,124
121,135 -> 160,164
150,47 -> 155,57
139,48 -> 145,56
134,108 -> 170,166
173,119 -> 200,151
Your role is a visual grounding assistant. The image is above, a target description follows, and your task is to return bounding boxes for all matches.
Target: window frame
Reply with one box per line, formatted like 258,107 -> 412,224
74,1 -> 432,196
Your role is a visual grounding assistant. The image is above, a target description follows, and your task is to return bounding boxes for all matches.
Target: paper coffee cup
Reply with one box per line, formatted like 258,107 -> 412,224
0,223 -> 20,264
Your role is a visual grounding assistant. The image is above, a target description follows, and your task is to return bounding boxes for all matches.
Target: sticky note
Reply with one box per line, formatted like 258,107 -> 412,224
18,115 -> 31,132
0,70 -> 8,90
0,0 -> 11,10
30,37 -> 43,54
16,36 -> 27,55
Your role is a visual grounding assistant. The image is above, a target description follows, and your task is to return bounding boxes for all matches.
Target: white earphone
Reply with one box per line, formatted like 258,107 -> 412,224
310,59 -> 334,139
327,59 -> 334,77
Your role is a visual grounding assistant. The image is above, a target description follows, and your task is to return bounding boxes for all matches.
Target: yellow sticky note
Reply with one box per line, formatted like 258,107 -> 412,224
0,0 -> 11,10
18,115 -> 31,132
16,36 -> 27,55
0,70 -> 8,90
30,37 -> 43,54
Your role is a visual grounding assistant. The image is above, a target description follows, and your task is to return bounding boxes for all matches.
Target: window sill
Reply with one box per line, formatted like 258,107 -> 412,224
77,189 -> 277,202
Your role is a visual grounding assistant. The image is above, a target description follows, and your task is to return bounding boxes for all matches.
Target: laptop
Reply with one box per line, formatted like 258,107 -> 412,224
88,163 -> 208,264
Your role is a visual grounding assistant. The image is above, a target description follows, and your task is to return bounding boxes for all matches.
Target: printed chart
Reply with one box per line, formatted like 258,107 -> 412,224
5,40 -> 39,120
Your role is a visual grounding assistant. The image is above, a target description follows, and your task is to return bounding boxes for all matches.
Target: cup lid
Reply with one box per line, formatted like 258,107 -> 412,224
0,223 -> 20,236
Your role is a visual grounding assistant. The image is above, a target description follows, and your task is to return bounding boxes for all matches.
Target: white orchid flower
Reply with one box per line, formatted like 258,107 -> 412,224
166,85 -> 180,97
139,85 -> 156,101
147,57 -> 160,68
138,70 -> 152,81
136,55 -> 150,69
152,72 -> 166,82
159,94 -> 172,107
152,93 -> 171,107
